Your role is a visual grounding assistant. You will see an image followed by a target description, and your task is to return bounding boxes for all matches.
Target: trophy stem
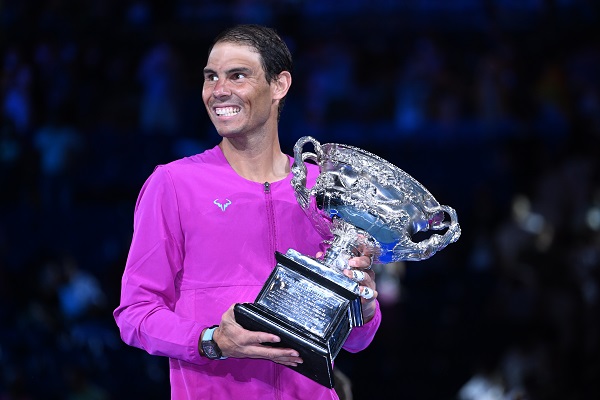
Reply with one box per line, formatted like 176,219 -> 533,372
322,218 -> 377,272
321,219 -> 373,328
322,245 -> 351,272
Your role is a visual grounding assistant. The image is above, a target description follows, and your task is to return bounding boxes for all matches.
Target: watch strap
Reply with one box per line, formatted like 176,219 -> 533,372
201,325 -> 227,360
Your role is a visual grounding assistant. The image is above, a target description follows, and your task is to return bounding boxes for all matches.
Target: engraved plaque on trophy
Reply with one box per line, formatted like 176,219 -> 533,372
234,136 -> 461,387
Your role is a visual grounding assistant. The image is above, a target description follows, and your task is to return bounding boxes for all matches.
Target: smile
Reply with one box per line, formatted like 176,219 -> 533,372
215,107 -> 241,116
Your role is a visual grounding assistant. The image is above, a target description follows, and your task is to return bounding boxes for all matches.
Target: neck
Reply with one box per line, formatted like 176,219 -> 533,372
219,134 -> 289,183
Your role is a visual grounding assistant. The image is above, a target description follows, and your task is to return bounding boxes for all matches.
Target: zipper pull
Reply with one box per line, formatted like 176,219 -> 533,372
264,181 -> 271,193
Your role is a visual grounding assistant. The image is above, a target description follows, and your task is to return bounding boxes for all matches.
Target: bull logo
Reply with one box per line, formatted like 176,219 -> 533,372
214,199 -> 232,212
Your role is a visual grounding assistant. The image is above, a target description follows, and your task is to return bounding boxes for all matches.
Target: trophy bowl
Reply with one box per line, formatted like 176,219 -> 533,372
291,136 -> 461,269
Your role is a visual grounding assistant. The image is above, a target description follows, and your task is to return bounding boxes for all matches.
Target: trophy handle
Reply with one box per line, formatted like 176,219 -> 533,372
400,204 -> 461,261
292,136 -> 324,210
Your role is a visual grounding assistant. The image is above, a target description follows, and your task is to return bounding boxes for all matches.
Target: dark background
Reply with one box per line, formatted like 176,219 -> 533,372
1,1 -> 599,399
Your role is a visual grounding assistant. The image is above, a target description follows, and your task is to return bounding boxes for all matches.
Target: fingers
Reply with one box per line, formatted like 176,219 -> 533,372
344,262 -> 375,284
248,340 -> 303,366
343,259 -> 379,316
218,305 -> 303,365
348,254 -> 373,270
225,330 -> 302,362
360,286 -> 376,300
351,269 -> 366,282
271,353 -> 304,367
242,335 -> 304,366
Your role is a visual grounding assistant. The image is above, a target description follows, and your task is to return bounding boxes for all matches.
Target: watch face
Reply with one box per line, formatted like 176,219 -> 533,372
202,341 -> 221,359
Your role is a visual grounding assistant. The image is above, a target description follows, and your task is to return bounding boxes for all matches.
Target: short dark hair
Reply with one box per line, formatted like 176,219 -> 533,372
209,24 -> 293,118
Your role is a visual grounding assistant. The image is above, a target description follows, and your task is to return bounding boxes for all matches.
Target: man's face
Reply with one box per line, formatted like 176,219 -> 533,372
202,42 -> 277,138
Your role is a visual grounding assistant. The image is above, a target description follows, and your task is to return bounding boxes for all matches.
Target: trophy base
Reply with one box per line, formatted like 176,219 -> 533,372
234,303 -> 335,388
234,249 -> 361,388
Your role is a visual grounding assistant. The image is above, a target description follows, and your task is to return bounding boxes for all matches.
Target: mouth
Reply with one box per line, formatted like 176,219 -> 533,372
215,106 -> 241,117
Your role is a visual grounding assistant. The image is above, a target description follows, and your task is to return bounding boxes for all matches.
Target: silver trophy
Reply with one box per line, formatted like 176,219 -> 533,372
235,136 -> 460,387
291,135 -> 461,269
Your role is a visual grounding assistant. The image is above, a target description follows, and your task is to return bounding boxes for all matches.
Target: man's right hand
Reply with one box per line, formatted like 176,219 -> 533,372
209,304 -> 304,367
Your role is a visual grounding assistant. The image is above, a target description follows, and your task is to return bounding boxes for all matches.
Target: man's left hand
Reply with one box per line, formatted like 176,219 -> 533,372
315,252 -> 378,324
345,255 -> 378,323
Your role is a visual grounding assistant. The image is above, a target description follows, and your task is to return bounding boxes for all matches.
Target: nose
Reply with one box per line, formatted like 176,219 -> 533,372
212,78 -> 230,98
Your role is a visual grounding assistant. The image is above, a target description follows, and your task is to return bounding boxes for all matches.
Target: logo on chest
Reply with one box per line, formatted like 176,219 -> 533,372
213,199 -> 232,212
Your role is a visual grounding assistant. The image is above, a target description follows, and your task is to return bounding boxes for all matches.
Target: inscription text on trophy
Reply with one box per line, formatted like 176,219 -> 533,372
256,266 -> 348,338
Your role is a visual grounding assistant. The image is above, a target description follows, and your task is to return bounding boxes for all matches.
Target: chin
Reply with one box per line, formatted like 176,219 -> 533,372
216,130 -> 243,138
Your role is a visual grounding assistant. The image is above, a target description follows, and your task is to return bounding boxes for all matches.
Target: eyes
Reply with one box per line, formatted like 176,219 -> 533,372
204,72 -> 247,82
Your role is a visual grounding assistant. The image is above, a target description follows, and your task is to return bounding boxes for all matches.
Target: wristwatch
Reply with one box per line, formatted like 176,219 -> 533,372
200,325 -> 227,360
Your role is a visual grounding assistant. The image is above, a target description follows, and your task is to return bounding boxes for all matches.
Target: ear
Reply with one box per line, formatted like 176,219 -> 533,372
272,71 -> 292,101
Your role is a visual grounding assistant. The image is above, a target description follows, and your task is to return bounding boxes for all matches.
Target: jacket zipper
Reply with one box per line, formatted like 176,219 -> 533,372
264,182 -> 278,257
264,181 -> 282,399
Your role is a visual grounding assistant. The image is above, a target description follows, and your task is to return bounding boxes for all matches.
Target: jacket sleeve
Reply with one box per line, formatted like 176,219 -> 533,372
342,300 -> 382,353
113,166 -> 207,365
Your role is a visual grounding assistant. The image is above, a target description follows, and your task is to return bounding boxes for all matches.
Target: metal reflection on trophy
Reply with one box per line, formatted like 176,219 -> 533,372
234,136 -> 461,388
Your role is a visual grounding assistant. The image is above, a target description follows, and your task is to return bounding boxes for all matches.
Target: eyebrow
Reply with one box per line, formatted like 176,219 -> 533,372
203,67 -> 253,76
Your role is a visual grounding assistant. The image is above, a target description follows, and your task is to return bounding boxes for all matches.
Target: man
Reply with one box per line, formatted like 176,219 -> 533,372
114,24 -> 381,399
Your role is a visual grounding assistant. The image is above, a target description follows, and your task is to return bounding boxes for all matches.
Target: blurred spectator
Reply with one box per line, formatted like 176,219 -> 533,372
232,0 -> 274,25
137,40 -> 183,136
32,108 -> 84,213
1,47 -> 33,135
58,256 -> 106,321
33,39 -> 77,120
393,36 -> 445,136
474,45 -> 518,138
303,37 -> 358,134
0,121 -> 22,205
533,63 -> 570,145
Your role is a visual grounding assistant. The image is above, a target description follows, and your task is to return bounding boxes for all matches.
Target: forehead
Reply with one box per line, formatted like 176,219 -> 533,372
206,42 -> 263,71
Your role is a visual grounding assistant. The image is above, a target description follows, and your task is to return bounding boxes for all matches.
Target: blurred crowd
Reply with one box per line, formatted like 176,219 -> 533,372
1,1 -> 599,399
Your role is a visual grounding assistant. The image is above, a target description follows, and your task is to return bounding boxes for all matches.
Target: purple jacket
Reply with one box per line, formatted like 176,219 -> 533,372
114,145 -> 381,399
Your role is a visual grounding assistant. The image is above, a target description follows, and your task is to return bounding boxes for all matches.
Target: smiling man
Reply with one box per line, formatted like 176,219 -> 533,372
114,24 -> 381,399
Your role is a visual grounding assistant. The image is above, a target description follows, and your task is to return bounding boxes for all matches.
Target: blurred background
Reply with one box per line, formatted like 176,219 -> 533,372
1,1 -> 599,399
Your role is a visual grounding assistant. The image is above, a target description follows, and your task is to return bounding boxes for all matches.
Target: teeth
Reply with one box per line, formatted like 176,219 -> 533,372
216,107 -> 240,116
